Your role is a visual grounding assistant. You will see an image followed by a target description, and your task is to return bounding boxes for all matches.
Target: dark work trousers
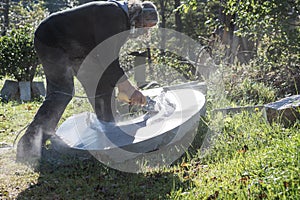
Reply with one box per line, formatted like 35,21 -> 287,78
34,37 -> 119,138
16,39 -> 119,162
16,1 -> 130,163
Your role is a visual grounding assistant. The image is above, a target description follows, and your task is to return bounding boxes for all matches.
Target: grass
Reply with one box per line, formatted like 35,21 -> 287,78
169,112 -> 300,199
0,77 -> 299,199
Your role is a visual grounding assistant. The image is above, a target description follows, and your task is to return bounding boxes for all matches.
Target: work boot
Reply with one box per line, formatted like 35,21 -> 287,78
16,129 -> 43,168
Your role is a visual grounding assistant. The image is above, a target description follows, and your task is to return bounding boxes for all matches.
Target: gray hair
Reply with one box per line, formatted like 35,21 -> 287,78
128,0 -> 143,23
128,0 -> 159,26
141,1 -> 158,24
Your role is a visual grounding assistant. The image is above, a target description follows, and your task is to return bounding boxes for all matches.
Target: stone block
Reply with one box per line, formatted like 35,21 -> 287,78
212,105 -> 265,118
0,80 -> 19,101
19,81 -> 31,101
32,81 -> 46,98
1,80 -> 46,101
265,95 -> 300,126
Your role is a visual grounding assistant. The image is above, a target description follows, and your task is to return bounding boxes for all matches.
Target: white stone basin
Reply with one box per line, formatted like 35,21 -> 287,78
51,88 -> 206,172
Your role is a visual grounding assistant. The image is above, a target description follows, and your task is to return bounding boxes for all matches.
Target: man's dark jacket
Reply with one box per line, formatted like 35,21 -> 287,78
35,1 -> 131,84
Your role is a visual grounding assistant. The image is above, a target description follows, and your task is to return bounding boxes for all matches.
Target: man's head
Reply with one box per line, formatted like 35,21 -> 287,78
129,0 -> 159,28
138,1 -> 159,28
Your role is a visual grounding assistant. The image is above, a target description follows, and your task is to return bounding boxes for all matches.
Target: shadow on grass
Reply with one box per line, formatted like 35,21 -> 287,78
16,118 -> 209,199
16,148 -> 190,200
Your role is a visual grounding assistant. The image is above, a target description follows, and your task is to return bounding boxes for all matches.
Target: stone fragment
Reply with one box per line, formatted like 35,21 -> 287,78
265,95 -> 300,126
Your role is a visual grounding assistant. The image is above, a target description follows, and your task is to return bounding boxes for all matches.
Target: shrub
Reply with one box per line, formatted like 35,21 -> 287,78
0,26 -> 38,82
231,78 -> 276,105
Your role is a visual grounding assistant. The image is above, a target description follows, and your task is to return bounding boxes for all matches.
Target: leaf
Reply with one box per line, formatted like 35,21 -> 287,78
181,162 -> 190,168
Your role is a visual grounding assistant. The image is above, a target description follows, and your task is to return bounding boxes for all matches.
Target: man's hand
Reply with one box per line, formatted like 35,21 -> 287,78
130,90 -> 147,105
117,79 -> 146,105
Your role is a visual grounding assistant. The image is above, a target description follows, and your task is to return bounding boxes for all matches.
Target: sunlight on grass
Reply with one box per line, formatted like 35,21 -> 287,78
168,112 -> 300,199
0,77 -> 299,199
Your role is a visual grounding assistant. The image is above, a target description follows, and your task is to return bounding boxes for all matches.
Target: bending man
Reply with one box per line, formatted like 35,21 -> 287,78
16,0 -> 159,164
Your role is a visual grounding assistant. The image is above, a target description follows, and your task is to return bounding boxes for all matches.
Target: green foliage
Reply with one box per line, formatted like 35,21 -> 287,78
151,50 -> 199,82
182,0 -> 300,99
9,0 -> 48,30
225,0 -> 300,40
171,0 -> 221,41
43,0 -> 79,13
0,0 -> 48,81
224,0 -> 300,65
227,77 -> 276,105
0,26 -> 38,81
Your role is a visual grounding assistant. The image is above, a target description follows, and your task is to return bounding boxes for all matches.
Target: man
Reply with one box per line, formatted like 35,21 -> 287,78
16,0 -> 159,164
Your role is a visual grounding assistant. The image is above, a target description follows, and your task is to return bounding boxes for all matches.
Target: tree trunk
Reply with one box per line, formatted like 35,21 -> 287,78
159,0 -> 167,56
159,0 -> 166,28
218,7 -> 255,64
2,0 -> 9,36
174,0 -> 182,32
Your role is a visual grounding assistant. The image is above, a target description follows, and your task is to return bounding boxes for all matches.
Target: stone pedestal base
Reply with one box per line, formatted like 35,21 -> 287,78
0,80 -> 45,101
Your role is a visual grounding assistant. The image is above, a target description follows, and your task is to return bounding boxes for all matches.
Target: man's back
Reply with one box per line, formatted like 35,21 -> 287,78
34,1 -> 130,57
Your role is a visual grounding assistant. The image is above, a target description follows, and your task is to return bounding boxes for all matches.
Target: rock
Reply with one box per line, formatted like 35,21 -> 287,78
19,81 -> 31,101
265,95 -> 300,126
31,81 -> 46,98
0,80 -> 19,101
212,95 -> 300,127
0,80 -> 45,101
212,105 -> 265,116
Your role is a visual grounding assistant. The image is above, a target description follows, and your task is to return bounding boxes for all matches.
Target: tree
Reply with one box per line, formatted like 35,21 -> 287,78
0,25 -> 38,82
184,0 -> 300,97
224,0 -> 300,65
182,0 -> 299,65
0,0 -> 48,80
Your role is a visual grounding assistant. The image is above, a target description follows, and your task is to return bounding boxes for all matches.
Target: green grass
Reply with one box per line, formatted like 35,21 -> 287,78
0,78 -> 299,199
169,112 -> 300,199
